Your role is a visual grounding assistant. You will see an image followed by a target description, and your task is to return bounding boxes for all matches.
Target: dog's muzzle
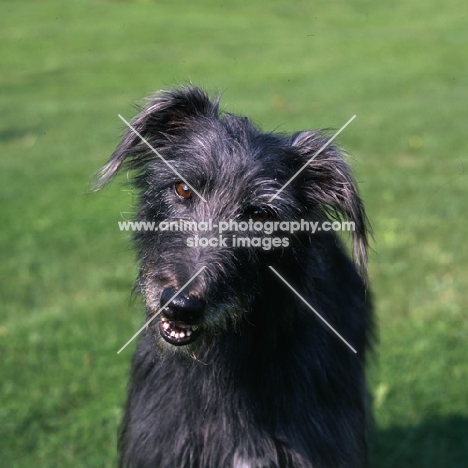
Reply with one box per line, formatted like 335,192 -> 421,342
158,287 -> 204,346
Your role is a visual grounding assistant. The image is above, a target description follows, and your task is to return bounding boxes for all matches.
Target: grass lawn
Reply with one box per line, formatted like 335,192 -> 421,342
0,1 -> 467,466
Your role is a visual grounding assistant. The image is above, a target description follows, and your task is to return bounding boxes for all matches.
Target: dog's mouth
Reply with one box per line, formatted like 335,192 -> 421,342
158,316 -> 201,346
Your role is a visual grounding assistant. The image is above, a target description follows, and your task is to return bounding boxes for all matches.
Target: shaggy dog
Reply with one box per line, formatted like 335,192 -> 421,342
97,86 -> 372,468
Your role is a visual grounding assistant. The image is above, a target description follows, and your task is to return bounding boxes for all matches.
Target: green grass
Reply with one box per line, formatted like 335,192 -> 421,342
1,1 -> 467,466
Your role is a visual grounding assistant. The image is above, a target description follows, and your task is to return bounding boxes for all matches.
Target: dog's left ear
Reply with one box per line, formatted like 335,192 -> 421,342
291,131 -> 370,279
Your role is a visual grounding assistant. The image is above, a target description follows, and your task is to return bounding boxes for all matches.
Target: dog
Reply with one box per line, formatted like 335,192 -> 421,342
96,86 -> 372,468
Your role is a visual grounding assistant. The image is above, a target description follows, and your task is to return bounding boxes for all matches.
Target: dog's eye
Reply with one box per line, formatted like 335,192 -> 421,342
247,207 -> 270,222
175,182 -> 193,200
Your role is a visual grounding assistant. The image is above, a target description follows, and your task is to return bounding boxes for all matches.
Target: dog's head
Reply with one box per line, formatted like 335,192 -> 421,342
96,86 -> 369,351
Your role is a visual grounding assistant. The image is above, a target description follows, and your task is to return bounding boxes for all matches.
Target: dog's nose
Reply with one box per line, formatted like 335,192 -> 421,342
160,287 -> 205,324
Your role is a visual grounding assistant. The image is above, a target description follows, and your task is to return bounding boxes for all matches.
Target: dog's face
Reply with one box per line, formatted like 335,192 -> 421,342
96,87 -> 367,352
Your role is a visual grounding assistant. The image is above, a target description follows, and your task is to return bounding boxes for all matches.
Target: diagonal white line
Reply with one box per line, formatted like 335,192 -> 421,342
268,115 -> 356,202
118,114 -> 207,203
268,266 -> 357,353
117,266 -> 206,354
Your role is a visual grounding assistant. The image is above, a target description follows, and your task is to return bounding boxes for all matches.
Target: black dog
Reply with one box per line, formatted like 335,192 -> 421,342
97,86 -> 372,468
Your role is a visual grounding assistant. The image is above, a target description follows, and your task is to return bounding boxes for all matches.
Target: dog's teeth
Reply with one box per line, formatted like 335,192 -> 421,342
179,332 -> 185,338
161,317 -> 167,322
170,331 -> 176,337
186,330 -> 192,336
163,322 -> 170,330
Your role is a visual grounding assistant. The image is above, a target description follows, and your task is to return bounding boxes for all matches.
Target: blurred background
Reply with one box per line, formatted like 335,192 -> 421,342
1,1 -> 466,466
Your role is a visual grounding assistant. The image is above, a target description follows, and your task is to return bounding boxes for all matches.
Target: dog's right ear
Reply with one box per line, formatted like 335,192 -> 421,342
92,86 -> 218,190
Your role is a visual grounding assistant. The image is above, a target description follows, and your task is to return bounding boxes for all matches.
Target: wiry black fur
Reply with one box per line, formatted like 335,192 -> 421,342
97,86 -> 372,468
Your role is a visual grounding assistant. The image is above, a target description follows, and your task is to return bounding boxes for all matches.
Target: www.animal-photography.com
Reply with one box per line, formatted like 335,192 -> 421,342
1,1 -> 466,467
